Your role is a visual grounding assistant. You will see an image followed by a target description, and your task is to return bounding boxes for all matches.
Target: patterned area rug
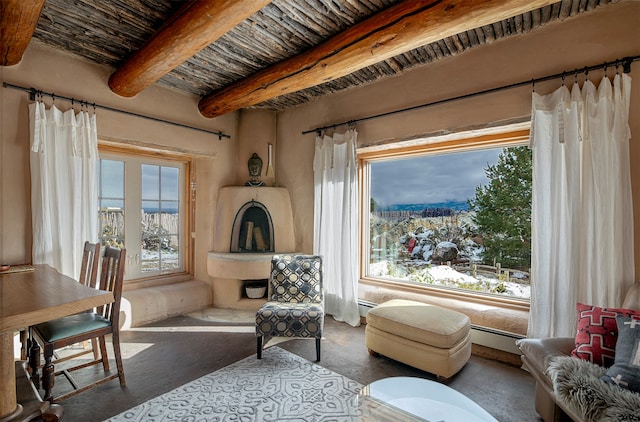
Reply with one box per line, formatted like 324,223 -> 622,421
107,346 -> 363,421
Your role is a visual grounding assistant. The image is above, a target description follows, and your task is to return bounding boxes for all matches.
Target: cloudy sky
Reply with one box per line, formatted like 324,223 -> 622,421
99,159 -> 179,210
370,147 -> 504,207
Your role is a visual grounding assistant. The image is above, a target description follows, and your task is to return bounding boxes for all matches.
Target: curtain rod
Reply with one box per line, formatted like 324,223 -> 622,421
302,55 -> 640,136
2,82 -> 231,140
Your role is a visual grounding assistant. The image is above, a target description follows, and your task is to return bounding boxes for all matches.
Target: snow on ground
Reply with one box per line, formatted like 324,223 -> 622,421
369,260 -> 530,299
428,264 -> 481,283
141,250 -> 180,271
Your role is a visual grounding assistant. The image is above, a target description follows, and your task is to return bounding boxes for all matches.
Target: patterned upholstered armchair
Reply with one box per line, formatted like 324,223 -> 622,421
256,255 -> 324,361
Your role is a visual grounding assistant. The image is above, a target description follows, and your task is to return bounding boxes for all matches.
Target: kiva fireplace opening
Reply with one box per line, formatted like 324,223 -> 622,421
230,200 -> 274,253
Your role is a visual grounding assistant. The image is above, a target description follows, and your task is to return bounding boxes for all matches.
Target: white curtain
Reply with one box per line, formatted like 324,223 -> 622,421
528,74 -> 634,338
313,128 -> 361,327
29,101 -> 99,280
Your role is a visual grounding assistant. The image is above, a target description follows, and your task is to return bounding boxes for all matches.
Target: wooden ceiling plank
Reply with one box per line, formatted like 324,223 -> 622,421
304,0 -> 342,32
0,0 -> 45,66
261,6 -> 324,46
198,0 -> 556,118
108,0 -> 272,97
290,1 -> 341,34
278,1 -> 330,37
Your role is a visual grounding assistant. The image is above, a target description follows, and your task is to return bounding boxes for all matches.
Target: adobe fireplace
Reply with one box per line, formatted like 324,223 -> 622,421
207,186 -> 297,309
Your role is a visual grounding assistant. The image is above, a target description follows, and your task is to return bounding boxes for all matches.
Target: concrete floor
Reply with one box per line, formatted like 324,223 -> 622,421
49,308 -> 540,421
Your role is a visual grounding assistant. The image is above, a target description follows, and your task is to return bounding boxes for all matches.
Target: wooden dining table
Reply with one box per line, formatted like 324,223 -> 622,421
0,265 -> 114,421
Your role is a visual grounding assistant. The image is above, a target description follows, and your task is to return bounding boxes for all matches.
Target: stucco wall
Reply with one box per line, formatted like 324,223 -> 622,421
0,1 -> 638,296
0,40 -> 238,285
235,109 -> 277,187
276,0 -> 640,280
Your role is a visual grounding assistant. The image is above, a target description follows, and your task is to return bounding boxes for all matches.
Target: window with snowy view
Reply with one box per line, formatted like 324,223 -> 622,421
98,154 -> 186,280
363,141 -> 532,300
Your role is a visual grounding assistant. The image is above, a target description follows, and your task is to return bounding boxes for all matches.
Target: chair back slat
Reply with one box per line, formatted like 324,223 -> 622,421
97,246 -> 126,325
269,255 -> 323,303
79,241 -> 101,288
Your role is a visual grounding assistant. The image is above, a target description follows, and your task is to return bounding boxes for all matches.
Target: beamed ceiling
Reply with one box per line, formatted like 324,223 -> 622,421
0,0 -> 618,118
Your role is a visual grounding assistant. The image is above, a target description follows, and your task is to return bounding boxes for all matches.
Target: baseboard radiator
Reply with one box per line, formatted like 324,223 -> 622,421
358,300 -> 523,355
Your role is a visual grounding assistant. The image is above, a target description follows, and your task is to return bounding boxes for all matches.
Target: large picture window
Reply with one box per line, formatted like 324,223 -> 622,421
98,154 -> 187,280
360,132 -> 531,301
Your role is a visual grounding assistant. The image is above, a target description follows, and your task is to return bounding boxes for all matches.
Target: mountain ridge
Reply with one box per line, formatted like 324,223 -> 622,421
376,200 -> 469,212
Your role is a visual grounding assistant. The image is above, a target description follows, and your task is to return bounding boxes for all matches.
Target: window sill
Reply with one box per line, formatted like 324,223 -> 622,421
123,272 -> 193,291
358,277 -> 529,336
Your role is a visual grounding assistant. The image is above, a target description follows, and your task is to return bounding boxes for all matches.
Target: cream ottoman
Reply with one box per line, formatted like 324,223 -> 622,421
365,299 -> 471,380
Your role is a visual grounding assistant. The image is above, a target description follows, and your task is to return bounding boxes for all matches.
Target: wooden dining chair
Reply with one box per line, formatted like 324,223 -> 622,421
24,241 -> 101,362
29,246 -> 127,402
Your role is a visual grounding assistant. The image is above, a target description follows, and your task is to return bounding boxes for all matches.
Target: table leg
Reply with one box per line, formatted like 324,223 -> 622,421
15,361 -> 63,422
0,331 -> 19,420
41,355 -> 55,403
0,334 -> 63,422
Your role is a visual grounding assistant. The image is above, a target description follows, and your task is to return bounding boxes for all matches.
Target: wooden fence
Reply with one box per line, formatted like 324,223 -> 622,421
450,262 -> 530,284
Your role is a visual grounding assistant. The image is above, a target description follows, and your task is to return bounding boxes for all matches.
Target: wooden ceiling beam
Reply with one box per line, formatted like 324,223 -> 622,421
108,0 -> 272,98
198,0 -> 556,118
0,0 -> 45,66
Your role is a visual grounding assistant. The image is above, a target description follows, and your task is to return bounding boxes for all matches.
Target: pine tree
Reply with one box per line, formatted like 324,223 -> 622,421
468,146 -> 532,270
